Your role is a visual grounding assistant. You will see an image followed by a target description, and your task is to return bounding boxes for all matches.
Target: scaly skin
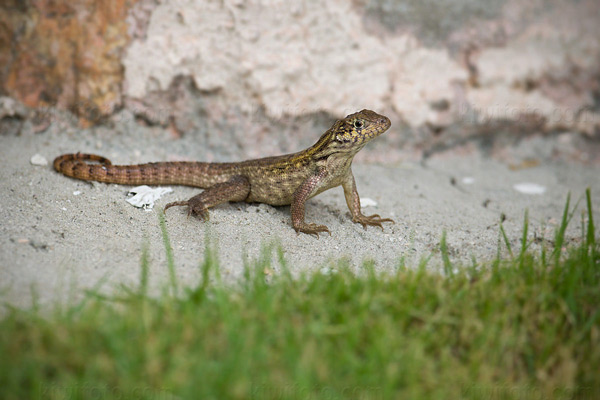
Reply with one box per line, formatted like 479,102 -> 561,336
54,109 -> 394,236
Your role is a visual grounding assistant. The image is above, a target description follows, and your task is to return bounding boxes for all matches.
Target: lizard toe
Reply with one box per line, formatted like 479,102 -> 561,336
294,223 -> 331,238
164,201 -> 189,213
353,214 -> 394,231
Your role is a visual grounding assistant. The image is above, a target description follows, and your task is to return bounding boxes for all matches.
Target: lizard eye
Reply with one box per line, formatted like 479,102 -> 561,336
353,120 -> 364,129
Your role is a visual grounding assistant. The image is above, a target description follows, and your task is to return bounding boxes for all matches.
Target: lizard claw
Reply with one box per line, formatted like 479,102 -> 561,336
164,201 -> 187,212
294,223 -> 331,238
164,200 -> 209,221
352,214 -> 394,231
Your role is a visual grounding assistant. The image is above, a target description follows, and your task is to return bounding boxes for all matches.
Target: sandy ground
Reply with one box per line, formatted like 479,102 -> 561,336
1,126 -> 599,309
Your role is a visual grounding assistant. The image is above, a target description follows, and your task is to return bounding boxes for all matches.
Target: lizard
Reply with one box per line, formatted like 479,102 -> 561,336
53,109 -> 394,237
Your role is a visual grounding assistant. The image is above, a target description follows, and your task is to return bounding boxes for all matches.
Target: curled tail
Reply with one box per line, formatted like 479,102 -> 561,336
53,153 -> 115,181
53,153 -> 225,187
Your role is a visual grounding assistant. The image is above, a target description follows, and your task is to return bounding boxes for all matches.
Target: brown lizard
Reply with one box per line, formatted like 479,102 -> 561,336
54,109 -> 393,236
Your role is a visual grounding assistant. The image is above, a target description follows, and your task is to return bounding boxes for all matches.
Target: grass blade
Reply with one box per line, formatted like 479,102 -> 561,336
159,211 -> 178,297
553,192 -> 571,264
518,210 -> 529,268
586,187 -> 595,248
499,222 -> 514,260
440,230 -> 453,276
139,237 -> 150,297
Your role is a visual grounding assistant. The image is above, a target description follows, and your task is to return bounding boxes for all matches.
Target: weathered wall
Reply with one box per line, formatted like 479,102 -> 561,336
1,0 -> 599,160
0,0 -> 136,123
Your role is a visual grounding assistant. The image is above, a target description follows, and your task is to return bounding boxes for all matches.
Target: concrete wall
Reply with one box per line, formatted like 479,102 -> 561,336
1,0 -> 599,161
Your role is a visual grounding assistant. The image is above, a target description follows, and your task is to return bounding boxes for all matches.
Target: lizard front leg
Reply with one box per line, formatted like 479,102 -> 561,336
342,170 -> 394,230
164,175 -> 250,220
291,168 -> 331,237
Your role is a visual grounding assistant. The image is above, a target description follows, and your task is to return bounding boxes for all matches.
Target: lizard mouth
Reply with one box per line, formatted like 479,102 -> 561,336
380,115 -> 391,130
366,115 -> 391,140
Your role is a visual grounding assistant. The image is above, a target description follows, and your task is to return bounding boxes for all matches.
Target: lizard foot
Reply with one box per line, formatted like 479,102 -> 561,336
293,223 -> 331,238
164,200 -> 209,221
352,214 -> 394,231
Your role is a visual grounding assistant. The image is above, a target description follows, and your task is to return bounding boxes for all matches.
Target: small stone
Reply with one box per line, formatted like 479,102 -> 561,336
513,183 -> 546,195
30,154 -> 48,166
360,198 -> 378,208
29,239 -> 49,251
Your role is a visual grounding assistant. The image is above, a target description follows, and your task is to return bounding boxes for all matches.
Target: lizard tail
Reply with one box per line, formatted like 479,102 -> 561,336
53,153 -> 114,181
53,153 -> 221,187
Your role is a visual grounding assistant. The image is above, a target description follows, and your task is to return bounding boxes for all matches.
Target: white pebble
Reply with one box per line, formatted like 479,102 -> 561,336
360,198 -> 378,208
513,183 -> 546,195
30,154 -> 48,166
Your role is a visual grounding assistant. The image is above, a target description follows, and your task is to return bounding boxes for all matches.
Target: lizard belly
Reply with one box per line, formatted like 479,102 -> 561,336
244,173 -> 307,205
239,154 -> 352,206
243,167 -> 347,206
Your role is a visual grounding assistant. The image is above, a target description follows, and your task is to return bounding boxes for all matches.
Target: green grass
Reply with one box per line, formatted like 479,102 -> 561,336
1,190 -> 599,400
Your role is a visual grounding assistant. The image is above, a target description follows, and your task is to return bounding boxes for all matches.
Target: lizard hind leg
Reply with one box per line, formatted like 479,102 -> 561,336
164,175 -> 250,221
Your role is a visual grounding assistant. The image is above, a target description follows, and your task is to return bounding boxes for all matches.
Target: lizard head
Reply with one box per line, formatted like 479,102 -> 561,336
333,109 -> 391,145
312,109 -> 391,158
